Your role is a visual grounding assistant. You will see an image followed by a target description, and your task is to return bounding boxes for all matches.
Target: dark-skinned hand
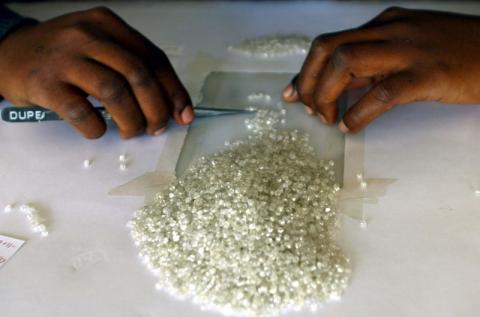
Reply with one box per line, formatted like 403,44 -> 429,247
283,7 -> 480,133
0,6 -> 193,139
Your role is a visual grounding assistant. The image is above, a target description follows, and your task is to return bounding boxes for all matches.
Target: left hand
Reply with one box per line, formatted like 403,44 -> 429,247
283,7 -> 480,133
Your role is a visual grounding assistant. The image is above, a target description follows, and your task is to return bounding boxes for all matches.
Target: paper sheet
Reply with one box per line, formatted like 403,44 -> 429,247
0,235 -> 25,270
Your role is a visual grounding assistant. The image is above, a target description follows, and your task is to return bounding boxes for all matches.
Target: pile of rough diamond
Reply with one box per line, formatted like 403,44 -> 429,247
129,110 -> 350,316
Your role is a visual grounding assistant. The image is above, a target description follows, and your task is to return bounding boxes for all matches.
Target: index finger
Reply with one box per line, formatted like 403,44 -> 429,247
312,41 -> 411,124
82,7 -> 193,125
288,27 -> 388,107
82,37 -> 171,135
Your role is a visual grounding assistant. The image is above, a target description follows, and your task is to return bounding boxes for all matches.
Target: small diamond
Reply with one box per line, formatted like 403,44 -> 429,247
4,204 -> 14,213
360,220 -> 368,229
83,159 -> 92,169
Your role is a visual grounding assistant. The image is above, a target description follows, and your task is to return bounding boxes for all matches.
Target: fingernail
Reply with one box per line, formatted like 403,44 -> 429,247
339,120 -> 349,133
318,114 -> 328,124
154,126 -> 167,136
304,106 -> 314,115
283,84 -> 294,99
181,106 -> 194,124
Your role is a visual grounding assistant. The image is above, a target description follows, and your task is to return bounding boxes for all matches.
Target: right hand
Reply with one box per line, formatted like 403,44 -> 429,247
0,7 -> 193,139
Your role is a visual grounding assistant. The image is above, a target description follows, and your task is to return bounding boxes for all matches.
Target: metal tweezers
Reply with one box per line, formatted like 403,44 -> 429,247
1,106 -> 255,123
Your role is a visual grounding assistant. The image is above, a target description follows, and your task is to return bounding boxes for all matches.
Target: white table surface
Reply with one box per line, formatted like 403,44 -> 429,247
2,1 -> 480,317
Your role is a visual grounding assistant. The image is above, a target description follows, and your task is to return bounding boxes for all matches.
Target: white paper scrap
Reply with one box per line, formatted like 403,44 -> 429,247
0,234 -> 25,269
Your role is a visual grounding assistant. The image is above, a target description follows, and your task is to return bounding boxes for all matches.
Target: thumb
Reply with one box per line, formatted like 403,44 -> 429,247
282,74 -> 300,102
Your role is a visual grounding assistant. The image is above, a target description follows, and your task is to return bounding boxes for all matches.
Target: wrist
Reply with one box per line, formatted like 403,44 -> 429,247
0,7 -> 37,43
0,7 -> 37,100
0,21 -> 37,72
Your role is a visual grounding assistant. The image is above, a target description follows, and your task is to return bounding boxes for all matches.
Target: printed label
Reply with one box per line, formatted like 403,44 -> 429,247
0,234 -> 25,269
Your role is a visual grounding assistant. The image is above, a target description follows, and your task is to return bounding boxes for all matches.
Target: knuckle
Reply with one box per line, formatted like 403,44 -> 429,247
314,91 -> 336,110
64,103 -> 93,123
127,64 -> 154,88
297,85 -> 312,102
314,90 -> 327,106
312,34 -> 331,47
311,34 -> 333,55
331,45 -> 353,70
373,82 -> 395,104
61,24 -> 94,42
380,6 -> 405,17
86,6 -> 117,20
97,79 -> 128,104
